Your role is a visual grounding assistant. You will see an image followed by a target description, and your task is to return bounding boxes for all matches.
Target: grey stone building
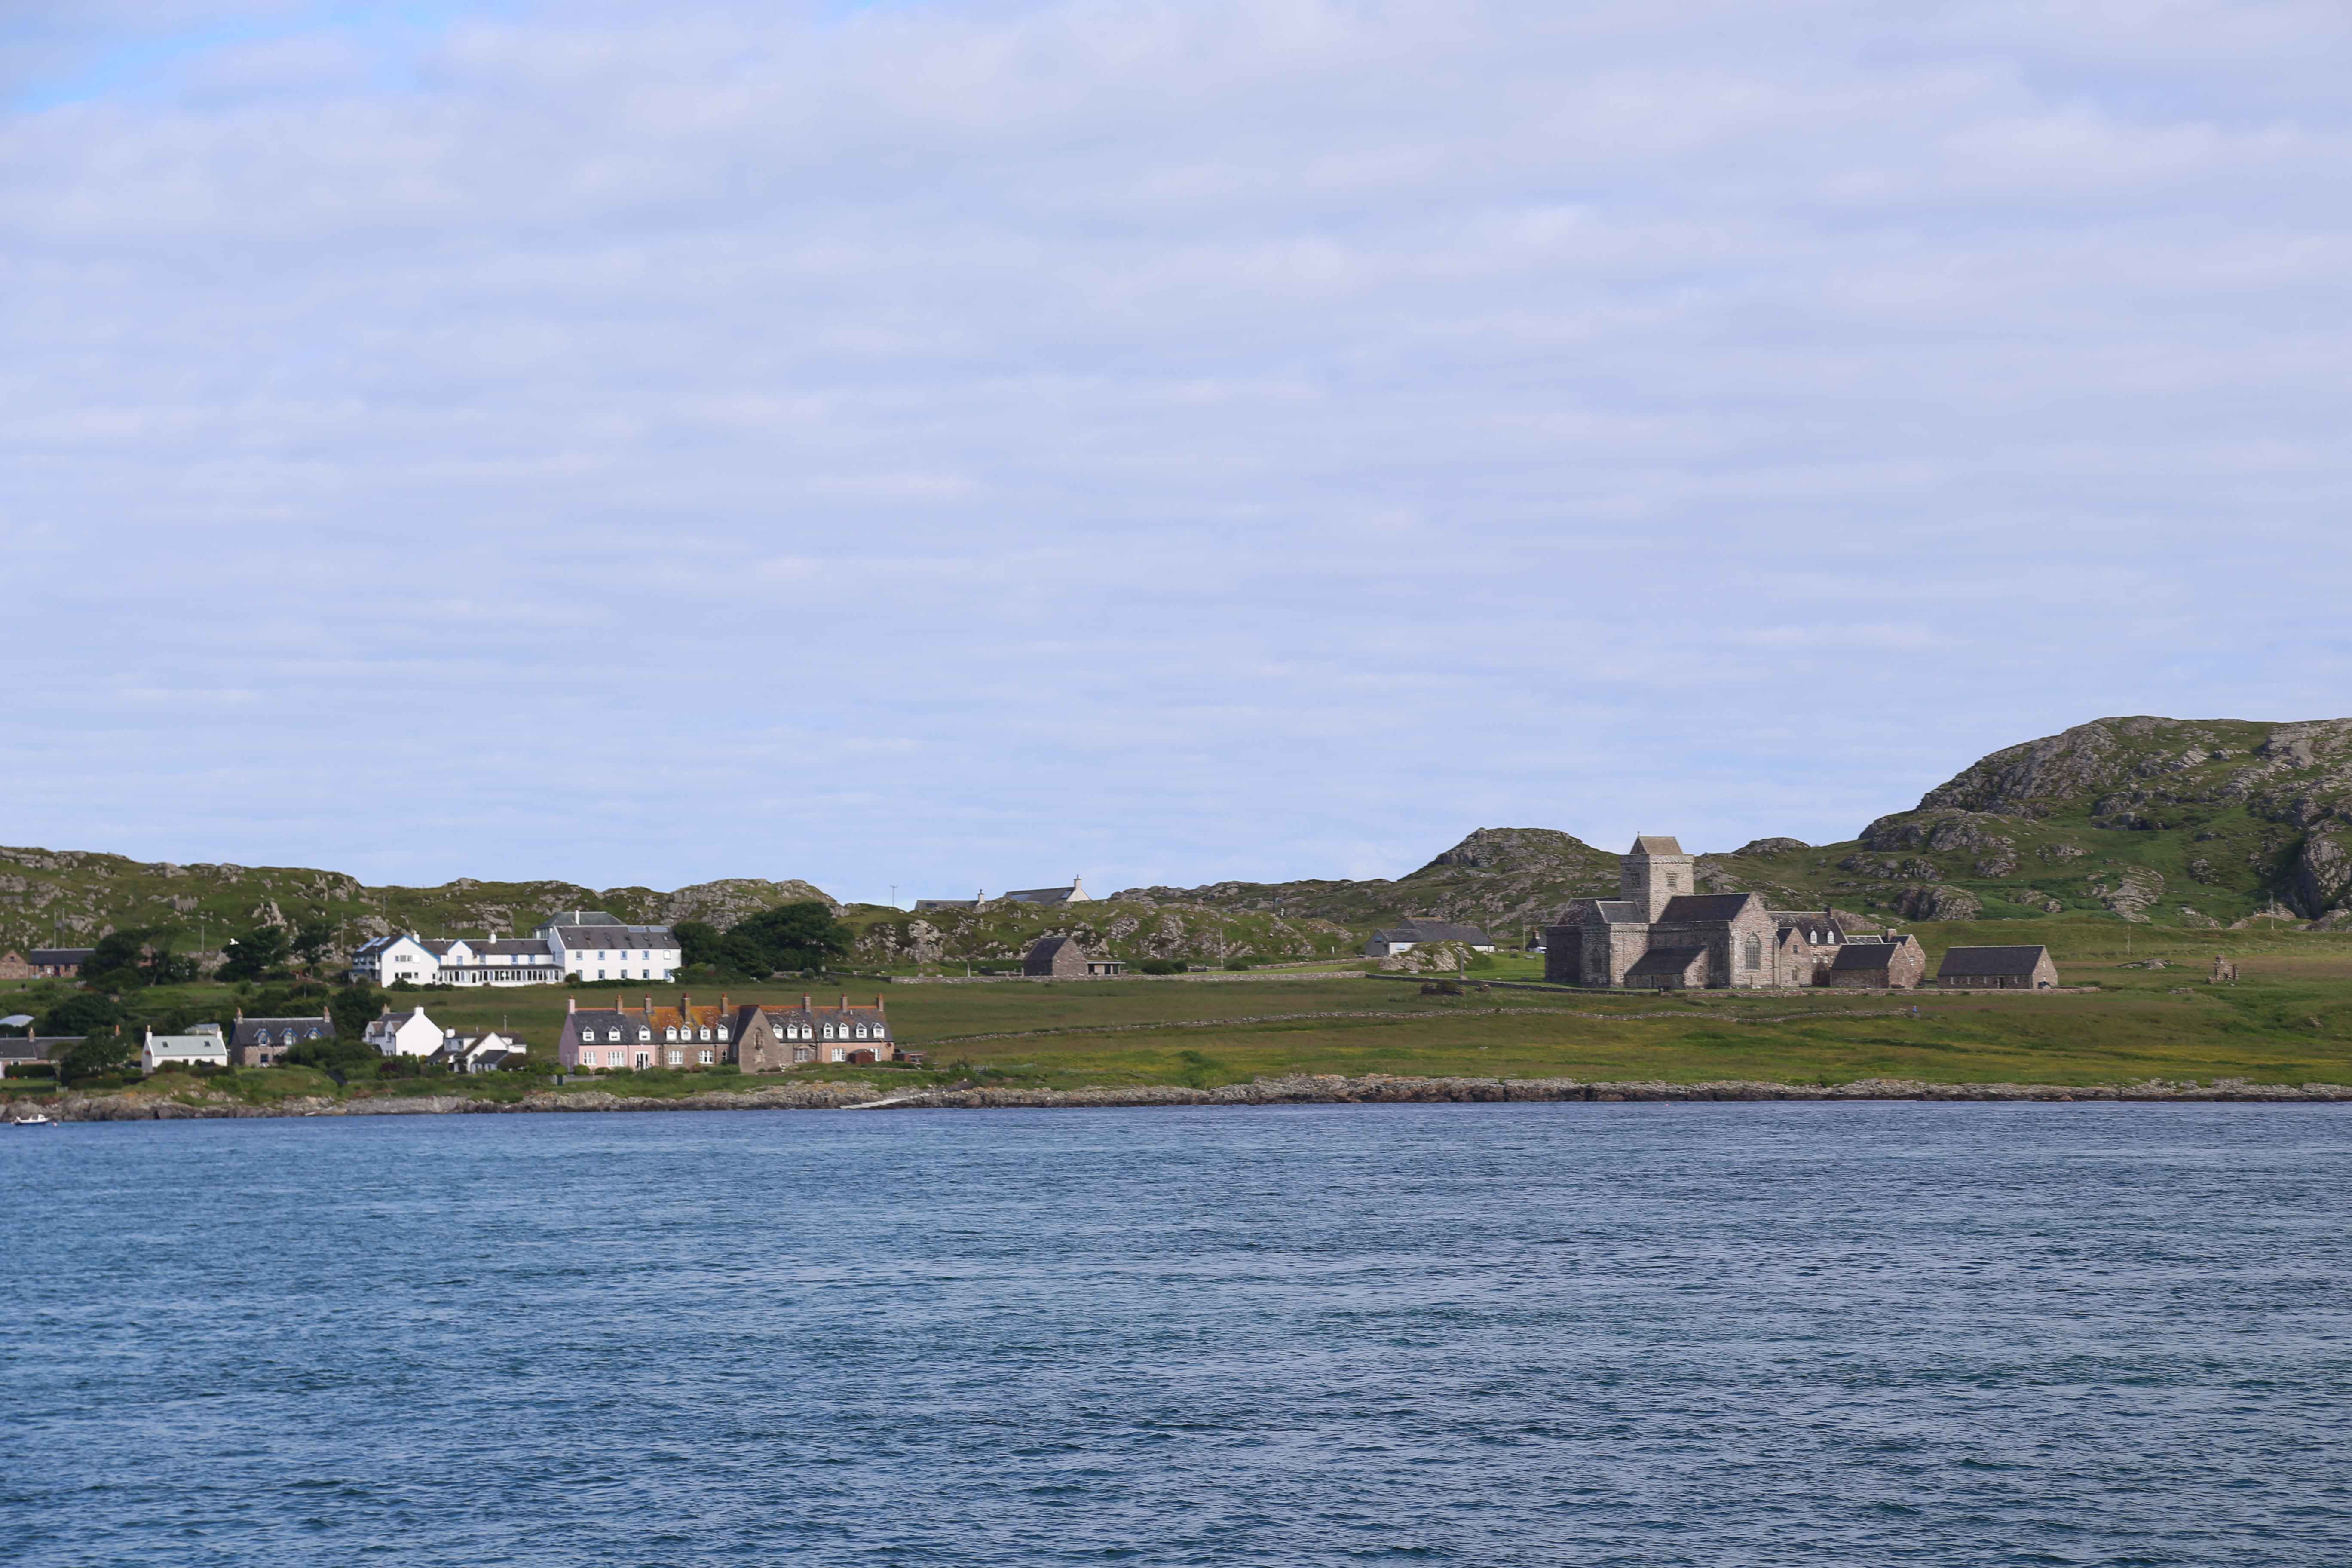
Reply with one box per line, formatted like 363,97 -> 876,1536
1023,936 -> 1126,978
1935,945 -> 2058,989
1544,836 -> 1883,990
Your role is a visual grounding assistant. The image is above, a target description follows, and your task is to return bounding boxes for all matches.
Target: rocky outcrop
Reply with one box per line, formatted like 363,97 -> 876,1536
1376,940 -> 1472,973
1731,838 -> 1809,855
1893,884 -> 1981,922
2287,831 -> 2352,919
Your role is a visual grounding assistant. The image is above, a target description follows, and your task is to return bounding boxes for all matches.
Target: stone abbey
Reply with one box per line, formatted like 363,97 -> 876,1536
1544,836 -> 1924,990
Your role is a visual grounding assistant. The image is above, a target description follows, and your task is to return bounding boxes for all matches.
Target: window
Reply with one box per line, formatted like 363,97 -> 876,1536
874,1025 -> 886,1038
634,1053 -> 649,1069
665,1027 -> 678,1041
830,1047 -> 846,1062
698,1027 -> 710,1041
715,1027 -> 727,1041
1666,873 -> 1679,889
637,1029 -> 651,1041
1744,934 -> 1762,971
698,1050 -> 713,1065
667,1050 -> 683,1066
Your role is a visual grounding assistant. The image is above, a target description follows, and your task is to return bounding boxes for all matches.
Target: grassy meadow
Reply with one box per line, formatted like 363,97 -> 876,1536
9,913 -> 2352,1101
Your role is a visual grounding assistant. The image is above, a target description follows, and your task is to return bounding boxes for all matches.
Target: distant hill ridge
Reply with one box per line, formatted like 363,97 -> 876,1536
0,851 -> 832,957
1124,716 -> 2352,934
9,716 -> 2352,954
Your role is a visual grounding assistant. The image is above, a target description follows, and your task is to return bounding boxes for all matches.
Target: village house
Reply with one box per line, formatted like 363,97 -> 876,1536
1821,935 -> 1927,989
1022,937 -> 1126,978
349,932 -> 564,987
1545,836 -> 1890,990
430,1028 -> 529,1072
229,1013 -> 331,1068
731,995 -> 896,1068
1001,877 -> 1093,907
1936,945 -> 2059,990
1363,917 -> 1497,959
143,1024 -> 229,1073
0,1035 -> 77,1078
559,995 -> 736,1071
24,948 -> 95,979
540,911 -> 681,983
362,1005 -> 444,1057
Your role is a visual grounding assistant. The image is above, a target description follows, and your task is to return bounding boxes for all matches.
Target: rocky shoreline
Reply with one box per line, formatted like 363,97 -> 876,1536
15,1072 -> 2352,1122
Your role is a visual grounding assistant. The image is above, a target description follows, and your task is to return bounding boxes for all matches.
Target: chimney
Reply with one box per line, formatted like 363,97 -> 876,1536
567,996 -> 576,1014
721,993 -> 729,1015
876,995 -> 885,1014
803,994 -> 812,1011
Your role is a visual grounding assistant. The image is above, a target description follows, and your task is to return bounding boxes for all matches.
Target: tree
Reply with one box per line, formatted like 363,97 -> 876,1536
42,992 -> 126,1038
290,919 -> 339,977
215,926 -> 292,983
329,986 -> 383,1042
55,1028 -> 137,1083
729,902 -> 854,973
285,1034 -> 381,1075
78,928 -> 156,992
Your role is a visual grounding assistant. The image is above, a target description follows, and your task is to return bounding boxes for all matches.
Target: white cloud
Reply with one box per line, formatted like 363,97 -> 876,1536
2,0 -> 2349,897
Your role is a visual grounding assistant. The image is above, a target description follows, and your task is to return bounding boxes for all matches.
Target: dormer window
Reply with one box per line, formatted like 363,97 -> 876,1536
716,1027 -> 726,1040
665,1027 -> 678,1041
637,1029 -> 651,1042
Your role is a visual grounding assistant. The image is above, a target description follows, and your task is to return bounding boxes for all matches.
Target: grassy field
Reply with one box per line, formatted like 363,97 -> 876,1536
9,918 -> 2352,1098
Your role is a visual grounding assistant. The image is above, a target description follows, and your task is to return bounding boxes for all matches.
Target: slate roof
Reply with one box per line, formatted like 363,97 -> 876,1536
1398,918 -> 1495,945
1937,945 -> 2052,977
543,910 -> 628,928
1027,936 -> 1081,958
1656,894 -> 1759,924
1772,913 -> 1847,941
1830,943 -> 1902,971
1630,836 -> 1686,855
1626,946 -> 1708,976
455,939 -> 555,959
28,949 -> 95,966
230,1016 -> 331,1050
0,1036 -> 78,1062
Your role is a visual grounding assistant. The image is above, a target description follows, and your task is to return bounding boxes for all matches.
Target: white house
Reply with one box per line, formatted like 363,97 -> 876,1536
435,937 -> 561,987
1362,917 -> 1498,958
430,1028 -> 528,1073
539,911 -> 681,983
143,1025 -> 229,1073
363,1005 -> 445,1057
349,933 -> 446,986
349,933 -> 564,988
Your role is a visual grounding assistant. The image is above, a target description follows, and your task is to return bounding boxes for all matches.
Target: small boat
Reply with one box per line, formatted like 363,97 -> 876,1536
8,1112 -> 55,1126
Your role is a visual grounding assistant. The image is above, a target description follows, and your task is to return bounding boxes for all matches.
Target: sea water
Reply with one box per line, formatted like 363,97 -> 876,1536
2,1102 -> 2348,1566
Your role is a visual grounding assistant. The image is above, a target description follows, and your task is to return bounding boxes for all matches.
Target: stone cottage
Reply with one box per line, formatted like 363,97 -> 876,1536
1822,934 -> 1926,989
1023,936 -> 1125,978
731,995 -> 895,1068
1935,945 -> 2059,990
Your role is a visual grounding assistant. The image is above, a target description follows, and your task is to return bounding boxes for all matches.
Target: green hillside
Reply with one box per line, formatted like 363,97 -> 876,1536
0,847 -> 831,966
1131,716 -> 2352,939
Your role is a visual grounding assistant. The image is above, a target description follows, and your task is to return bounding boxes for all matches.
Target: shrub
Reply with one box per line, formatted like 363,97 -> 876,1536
1222,958 -> 1252,971
1465,952 -> 1497,970
1135,959 -> 1182,975
1420,979 -> 1463,996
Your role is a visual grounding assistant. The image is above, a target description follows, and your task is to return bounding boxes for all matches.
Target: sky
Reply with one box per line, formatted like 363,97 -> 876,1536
5,0 -> 2350,904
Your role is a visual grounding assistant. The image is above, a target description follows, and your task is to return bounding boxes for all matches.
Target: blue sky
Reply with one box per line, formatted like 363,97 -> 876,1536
5,0 -> 2350,904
